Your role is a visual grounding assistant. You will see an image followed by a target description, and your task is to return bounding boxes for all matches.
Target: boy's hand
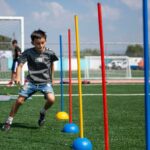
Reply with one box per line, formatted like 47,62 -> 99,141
15,77 -> 21,85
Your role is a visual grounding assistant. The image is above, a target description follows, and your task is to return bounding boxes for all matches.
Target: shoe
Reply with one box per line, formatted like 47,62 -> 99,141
38,112 -> 45,126
6,81 -> 14,87
2,122 -> 11,131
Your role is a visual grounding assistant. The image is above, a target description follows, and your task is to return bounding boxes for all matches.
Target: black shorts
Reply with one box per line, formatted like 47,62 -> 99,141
11,60 -> 18,72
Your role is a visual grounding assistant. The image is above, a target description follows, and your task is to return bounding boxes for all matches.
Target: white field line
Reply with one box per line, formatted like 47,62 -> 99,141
9,93 -> 144,97
0,83 -> 144,87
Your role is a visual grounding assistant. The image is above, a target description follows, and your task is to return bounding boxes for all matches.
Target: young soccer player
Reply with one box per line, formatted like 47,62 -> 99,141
2,29 -> 58,131
7,40 -> 21,87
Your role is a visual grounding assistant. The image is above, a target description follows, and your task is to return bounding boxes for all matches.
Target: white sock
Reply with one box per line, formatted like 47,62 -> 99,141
40,108 -> 46,114
6,116 -> 13,124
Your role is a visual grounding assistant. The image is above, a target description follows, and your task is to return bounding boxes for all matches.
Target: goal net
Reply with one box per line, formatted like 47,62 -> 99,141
84,56 -> 132,80
0,16 -> 24,85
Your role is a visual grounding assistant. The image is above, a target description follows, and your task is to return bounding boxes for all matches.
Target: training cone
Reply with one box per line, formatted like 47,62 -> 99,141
72,137 -> 92,150
62,123 -> 79,133
56,111 -> 69,120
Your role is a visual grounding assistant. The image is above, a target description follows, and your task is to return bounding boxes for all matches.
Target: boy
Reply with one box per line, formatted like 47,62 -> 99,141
2,29 -> 58,131
7,40 -> 21,87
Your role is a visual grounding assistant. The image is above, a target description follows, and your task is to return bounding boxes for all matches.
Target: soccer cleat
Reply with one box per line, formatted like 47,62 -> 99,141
38,112 -> 45,126
2,122 -> 11,131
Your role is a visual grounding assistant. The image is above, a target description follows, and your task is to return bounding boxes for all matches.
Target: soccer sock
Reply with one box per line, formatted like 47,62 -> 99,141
6,116 -> 13,124
40,108 -> 46,114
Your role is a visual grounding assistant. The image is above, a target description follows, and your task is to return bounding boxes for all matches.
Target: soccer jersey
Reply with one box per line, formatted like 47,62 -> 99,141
13,46 -> 21,61
18,47 -> 58,84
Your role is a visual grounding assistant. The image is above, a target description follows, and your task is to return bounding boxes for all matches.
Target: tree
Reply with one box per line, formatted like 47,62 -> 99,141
0,35 -> 12,50
125,44 -> 143,57
73,48 -> 100,57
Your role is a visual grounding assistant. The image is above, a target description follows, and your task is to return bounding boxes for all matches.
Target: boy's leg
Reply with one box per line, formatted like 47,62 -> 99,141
11,72 -> 16,82
2,96 -> 25,131
44,93 -> 55,110
9,96 -> 25,117
11,61 -> 18,82
38,93 -> 55,126
7,61 -> 16,86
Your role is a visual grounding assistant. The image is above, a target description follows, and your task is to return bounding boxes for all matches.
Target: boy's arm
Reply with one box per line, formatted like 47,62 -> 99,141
15,63 -> 24,84
51,62 -> 54,86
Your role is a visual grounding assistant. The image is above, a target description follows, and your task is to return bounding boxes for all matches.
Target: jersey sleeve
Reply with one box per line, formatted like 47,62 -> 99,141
52,52 -> 58,62
18,49 -> 28,64
48,50 -> 58,62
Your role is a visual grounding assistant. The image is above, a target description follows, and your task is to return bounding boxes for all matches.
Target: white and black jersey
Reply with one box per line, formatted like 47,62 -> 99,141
18,48 -> 58,84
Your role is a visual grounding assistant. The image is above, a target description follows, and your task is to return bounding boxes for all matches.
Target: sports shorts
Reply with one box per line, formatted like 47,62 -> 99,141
18,82 -> 54,100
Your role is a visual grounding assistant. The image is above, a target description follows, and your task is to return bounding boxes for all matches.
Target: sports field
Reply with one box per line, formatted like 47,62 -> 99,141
0,84 -> 145,150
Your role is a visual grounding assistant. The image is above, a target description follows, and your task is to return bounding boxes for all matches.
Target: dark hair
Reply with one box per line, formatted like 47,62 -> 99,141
31,29 -> 47,42
12,39 -> 18,45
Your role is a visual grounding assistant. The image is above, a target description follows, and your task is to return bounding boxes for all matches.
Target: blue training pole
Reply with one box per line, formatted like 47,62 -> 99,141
143,0 -> 150,149
59,35 -> 64,111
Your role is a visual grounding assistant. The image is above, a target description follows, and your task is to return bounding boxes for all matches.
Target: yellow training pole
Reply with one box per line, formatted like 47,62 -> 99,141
74,15 -> 84,138
72,15 -> 92,150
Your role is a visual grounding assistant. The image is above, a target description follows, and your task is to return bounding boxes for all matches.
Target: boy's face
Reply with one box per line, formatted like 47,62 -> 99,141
12,43 -> 17,48
32,37 -> 46,52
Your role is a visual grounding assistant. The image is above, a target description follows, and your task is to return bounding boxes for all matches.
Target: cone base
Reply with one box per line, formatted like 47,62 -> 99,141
72,137 -> 92,150
56,111 -> 69,120
62,123 -> 79,133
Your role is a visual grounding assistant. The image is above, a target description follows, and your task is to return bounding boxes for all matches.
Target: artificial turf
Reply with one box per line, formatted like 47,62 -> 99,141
0,84 -> 145,150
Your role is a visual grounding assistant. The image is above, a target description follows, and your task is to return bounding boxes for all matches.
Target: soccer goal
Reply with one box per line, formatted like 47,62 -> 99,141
0,16 -> 25,85
84,56 -> 132,80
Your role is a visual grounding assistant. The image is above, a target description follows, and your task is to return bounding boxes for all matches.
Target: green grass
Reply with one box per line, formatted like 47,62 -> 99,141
131,70 -> 144,77
54,70 -> 144,78
0,84 -> 145,150
0,69 -> 144,80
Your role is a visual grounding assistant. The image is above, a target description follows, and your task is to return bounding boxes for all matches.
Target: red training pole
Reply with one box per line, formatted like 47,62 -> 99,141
68,29 -> 73,123
97,3 -> 110,150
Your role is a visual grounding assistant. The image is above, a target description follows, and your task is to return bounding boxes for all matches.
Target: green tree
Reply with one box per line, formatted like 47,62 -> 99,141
125,44 -> 143,57
0,35 -> 12,50
73,48 -> 100,57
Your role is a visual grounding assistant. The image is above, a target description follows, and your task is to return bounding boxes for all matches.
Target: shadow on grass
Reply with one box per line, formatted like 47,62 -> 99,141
45,140 -> 72,149
0,123 -> 39,130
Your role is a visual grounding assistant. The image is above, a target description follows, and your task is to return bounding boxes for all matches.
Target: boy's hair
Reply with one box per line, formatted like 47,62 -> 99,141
12,39 -> 18,45
31,29 -> 47,42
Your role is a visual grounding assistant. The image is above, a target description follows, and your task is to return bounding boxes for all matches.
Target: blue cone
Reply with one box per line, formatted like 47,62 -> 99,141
62,123 -> 79,133
72,137 -> 92,150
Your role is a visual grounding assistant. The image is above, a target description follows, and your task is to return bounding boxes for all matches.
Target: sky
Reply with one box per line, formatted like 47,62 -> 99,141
0,0 -> 150,55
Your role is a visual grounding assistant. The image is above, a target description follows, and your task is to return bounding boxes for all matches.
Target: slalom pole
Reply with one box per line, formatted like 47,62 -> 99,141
97,3 -> 110,150
60,35 -> 64,112
75,16 -> 84,138
62,29 -> 79,133
143,0 -> 150,149
72,15 -> 92,150
68,29 -> 73,123
56,35 -> 69,120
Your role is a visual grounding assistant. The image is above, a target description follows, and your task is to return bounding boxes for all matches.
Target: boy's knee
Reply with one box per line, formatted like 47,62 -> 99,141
46,93 -> 55,103
16,97 -> 25,105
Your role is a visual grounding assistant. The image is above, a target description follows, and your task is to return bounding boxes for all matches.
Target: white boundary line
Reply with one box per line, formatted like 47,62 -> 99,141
8,93 -> 144,97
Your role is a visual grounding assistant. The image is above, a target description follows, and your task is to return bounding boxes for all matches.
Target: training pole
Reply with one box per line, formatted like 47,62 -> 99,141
60,35 -> 64,111
74,15 -> 84,138
68,29 -> 73,123
72,15 -> 92,150
62,29 -> 79,133
143,0 -> 150,149
56,35 -> 69,120
97,3 -> 110,150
